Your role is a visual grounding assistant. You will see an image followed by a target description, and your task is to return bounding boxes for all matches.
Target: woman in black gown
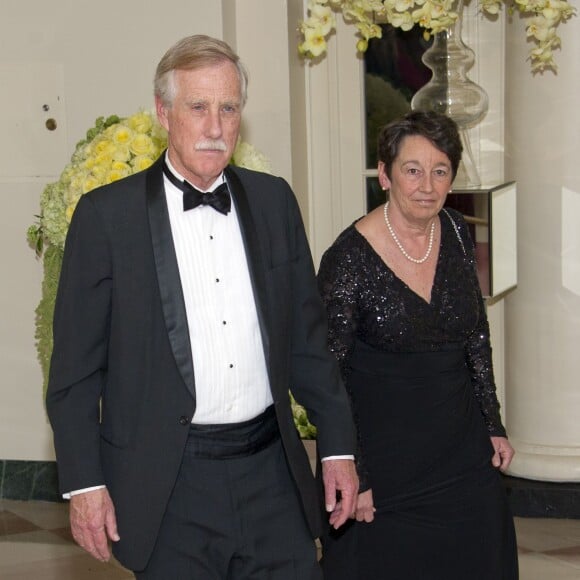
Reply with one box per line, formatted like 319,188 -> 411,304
318,111 -> 518,579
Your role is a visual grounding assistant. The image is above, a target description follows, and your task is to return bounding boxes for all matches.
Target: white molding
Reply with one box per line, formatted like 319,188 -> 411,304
301,15 -> 366,265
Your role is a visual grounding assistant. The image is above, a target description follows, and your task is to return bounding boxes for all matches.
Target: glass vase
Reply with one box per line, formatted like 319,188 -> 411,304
411,0 -> 488,187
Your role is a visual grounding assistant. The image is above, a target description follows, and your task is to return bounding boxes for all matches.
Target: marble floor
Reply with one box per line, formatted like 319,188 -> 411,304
1,499 -> 580,579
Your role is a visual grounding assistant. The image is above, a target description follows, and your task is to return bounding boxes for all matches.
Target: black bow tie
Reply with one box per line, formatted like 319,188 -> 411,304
162,162 -> 231,215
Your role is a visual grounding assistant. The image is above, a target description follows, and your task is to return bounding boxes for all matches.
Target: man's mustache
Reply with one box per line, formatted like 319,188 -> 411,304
195,140 -> 227,151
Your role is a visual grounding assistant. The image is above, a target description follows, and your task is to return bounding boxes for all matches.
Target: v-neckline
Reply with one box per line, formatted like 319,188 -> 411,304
352,216 -> 447,307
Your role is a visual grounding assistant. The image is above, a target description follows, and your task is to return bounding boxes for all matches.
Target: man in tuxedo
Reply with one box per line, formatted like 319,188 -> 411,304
46,34 -> 358,579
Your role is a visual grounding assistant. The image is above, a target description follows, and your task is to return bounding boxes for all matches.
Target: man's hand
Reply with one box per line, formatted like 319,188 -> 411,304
490,436 -> 515,472
321,459 -> 358,529
70,488 -> 120,561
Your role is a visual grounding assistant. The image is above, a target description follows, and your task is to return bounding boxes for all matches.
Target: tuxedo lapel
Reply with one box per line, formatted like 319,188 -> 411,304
146,157 -> 195,397
225,166 -> 271,361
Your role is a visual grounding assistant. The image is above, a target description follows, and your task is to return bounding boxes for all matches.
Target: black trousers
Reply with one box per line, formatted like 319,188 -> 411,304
134,437 -> 321,579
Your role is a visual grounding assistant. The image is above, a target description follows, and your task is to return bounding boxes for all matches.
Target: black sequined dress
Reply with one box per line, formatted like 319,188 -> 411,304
317,209 -> 518,580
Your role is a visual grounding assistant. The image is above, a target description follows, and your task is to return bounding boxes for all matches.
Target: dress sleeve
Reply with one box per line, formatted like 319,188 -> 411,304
318,238 -> 372,491
454,214 -> 507,438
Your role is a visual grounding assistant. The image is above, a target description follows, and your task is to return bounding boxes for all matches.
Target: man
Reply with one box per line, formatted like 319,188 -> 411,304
46,34 -> 358,579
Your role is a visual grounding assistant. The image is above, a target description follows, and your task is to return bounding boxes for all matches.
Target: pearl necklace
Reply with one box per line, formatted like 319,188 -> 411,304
383,201 -> 435,264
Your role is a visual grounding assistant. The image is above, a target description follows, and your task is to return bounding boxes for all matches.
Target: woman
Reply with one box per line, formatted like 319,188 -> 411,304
318,111 -> 518,579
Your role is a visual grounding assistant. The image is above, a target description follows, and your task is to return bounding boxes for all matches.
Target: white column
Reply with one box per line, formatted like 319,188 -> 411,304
504,14 -> 580,481
222,0 -> 294,182
287,1 -> 366,264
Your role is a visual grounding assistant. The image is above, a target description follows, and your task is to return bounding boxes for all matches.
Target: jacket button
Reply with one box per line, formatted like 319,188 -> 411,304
179,416 -> 190,426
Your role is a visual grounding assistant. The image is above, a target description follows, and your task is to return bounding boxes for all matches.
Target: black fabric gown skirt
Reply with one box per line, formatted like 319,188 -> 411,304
321,341 -> 518,580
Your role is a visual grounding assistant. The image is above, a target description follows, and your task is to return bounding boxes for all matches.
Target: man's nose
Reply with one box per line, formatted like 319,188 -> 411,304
205,110 -> 223,138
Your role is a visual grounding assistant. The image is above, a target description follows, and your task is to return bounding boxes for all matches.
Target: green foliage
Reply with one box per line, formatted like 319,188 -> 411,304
76,115 -> 121,150
364,72 -> 410,168
290,392 -> 317,439
35,245 -> 64,399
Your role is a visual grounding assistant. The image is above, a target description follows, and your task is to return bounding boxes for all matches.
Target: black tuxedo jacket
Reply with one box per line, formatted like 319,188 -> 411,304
46,155 -> 356,571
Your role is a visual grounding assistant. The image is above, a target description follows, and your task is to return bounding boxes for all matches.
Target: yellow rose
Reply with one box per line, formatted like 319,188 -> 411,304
129,133 -> 156,156
112,143 -> 131,162
131,155 -> 156,172
150,123 -> 168,143
83,174 -> 102,193
90,163 -> 108,182
94,150 -> 114,166
127,111 -> 154,134
111,160 -> 131,175
94,138 -> 116,156
112,125 -> 134,146
106,167 -> 131,184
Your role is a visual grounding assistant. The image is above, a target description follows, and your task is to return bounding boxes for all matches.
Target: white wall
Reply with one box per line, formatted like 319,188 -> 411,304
224,0 -> 294,181
0,0 -> 224,460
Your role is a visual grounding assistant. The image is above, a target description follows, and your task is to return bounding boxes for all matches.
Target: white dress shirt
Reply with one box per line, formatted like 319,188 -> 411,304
164,157 -> 273,424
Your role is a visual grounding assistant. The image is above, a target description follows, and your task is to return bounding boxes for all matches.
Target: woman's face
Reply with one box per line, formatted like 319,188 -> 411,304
379,134 -> 453,223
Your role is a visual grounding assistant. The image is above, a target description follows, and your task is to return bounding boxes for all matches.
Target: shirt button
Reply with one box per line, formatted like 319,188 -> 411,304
216,278 -> 220,283
229,364 -> 234,368
179,416 -> 190,426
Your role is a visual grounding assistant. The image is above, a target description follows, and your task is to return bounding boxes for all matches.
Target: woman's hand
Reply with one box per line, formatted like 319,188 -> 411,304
490,436 -> 515,471
355,489 -> 376,523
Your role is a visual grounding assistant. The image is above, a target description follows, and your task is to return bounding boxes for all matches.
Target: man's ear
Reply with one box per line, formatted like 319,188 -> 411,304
155,96 -> 169,132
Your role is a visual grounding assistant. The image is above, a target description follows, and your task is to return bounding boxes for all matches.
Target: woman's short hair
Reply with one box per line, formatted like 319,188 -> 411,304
154,35 -> 248,108
377,111 -> 463,179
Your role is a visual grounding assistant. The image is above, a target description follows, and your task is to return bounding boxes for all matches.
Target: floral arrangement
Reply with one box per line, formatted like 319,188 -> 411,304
299,0 -> 576,72
27,110 -> 318,437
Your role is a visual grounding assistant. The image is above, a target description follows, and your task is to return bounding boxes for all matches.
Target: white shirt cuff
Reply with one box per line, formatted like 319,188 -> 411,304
63,485 -> 106,500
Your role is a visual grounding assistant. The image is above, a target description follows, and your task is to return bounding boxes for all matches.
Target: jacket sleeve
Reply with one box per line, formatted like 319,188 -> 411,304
453,211 -> 507,437
46,194 -> 112,493
317,240 -> 371,491
281,184 -> 357,459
